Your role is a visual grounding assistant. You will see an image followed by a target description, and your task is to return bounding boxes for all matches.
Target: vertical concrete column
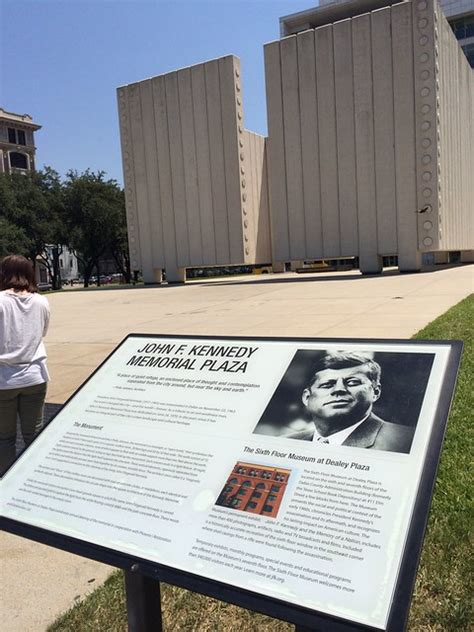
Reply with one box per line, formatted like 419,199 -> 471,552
178,67 -> 202,264
127,83 -> 156,283
352,14 -> 382,275
412,0 -> 439,263
166,266 -> 186,283
315,25 -> 340,259
117,86 -> 143,279
436,3 -> 474,254
243,131 -> 271,264
290,261 -> 304,271
392,2 -> 421,273
333,18 -> 358,258
191,63 -> 217,265
165,71 -> 191,269
152,74 -> 180,278
139,79 -> 166,282
372,7 -> 398,257
205,59 -> 231,264
280,35 -> 305,260
153,268 -> 163,283
219,56 -> 246,264
297,29 -> 323,258
264,41 -> 290,264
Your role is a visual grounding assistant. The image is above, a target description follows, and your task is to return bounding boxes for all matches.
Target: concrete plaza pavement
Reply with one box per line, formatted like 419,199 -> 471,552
1,264 -> 473,631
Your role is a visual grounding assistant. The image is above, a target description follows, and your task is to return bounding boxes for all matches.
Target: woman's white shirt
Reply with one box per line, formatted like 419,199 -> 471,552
0,290 -> 50,389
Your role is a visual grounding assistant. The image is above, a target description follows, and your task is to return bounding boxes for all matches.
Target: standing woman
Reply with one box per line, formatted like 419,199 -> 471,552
0,255 -> 50,475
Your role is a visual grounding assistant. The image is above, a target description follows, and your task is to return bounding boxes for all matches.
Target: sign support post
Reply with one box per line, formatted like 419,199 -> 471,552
124,569 -> 163,632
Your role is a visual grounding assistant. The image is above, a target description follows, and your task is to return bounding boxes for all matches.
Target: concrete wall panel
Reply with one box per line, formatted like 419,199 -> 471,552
190,63 -> 217,264
177,68 -> 202,264
371,7 -> 397,255
264,3 -> 442,270
297,30 -> 323,257
165,72 -> 190,267
243,131 -> 272,263
333,19 -> 359,257
117,86 -> 142,274
219,56 -> 244,263
139,80 -> 165,272
281,36 -> 306,259
264,41 -> 290,262
205,60 -> 231,264
151,75 -> 180,275
436,1 -> 474,250
243,130 -> 256,262
315,25 -> 340,258
127,83 -> 155,279
119,55 -> 270,281
352,13 -> 380,272
391,2 -> 421,271
412,0 -> 440,254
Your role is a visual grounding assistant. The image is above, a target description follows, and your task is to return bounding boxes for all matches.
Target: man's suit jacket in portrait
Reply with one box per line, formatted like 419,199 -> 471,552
284,413 -> 414,454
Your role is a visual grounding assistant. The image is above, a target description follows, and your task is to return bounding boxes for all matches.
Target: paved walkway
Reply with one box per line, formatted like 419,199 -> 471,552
1,265 -> 473,630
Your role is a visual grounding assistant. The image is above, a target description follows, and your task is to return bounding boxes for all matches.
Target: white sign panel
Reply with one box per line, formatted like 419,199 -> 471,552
0,335 -> 456,629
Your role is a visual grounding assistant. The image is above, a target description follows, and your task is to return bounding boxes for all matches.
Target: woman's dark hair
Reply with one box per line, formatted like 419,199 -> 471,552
0,255 -> 38,292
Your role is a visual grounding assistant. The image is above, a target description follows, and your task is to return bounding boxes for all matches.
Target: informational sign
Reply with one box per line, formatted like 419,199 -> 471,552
0,335 -> 462,631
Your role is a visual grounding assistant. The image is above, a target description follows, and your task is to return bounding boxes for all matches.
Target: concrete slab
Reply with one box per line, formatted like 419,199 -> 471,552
1,265 -> 472,631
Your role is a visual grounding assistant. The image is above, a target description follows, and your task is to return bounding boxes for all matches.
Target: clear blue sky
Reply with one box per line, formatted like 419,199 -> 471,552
1,0 -> 316,186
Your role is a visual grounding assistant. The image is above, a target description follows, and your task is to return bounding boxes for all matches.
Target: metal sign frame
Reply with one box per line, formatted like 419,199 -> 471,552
0,334 -> 463,632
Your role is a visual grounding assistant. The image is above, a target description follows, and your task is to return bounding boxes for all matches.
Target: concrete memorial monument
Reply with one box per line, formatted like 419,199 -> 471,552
118,0 -> 473,282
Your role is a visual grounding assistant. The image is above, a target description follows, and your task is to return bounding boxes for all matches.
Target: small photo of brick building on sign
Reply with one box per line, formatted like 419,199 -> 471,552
216,461 -> 291,518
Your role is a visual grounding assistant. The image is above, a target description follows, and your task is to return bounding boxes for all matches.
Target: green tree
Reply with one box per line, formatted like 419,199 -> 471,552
63,170 -> 129,287
0,217 -> 29,258
109,187 -> 131,283
0,168 -> 64,287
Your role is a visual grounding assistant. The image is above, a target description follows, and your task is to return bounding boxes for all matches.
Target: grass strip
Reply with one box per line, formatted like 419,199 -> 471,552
48,295 -> 473,632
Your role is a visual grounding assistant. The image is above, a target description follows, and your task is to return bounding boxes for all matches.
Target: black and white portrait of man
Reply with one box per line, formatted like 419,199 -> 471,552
253,349 -> 434,454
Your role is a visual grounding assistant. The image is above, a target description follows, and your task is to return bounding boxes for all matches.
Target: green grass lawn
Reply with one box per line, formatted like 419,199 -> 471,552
48,295 -> 473,632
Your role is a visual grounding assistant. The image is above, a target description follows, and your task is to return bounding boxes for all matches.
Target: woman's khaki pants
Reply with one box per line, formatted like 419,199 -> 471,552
0,382 -> 47,475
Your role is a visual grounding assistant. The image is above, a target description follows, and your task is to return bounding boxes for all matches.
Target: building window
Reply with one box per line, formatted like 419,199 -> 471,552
450,16 -> 474,40
7,128 -> 26,145
463,43 -> 474,67
262,504 -> 274,513
9,152 -> 28,169
245,501 -> 257,510
271,485 -> 280,492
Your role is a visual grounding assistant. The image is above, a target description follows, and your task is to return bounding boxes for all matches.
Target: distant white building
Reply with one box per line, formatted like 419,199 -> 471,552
280,0 -> 474,67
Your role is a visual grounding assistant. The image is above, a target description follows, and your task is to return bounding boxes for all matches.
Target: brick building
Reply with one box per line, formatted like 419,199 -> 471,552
216,461 -> 291,518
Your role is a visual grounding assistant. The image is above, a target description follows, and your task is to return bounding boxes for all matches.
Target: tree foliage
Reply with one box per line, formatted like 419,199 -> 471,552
0,167 -> 130,289
63,170 -> 129,287
0,168 -> 65,287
